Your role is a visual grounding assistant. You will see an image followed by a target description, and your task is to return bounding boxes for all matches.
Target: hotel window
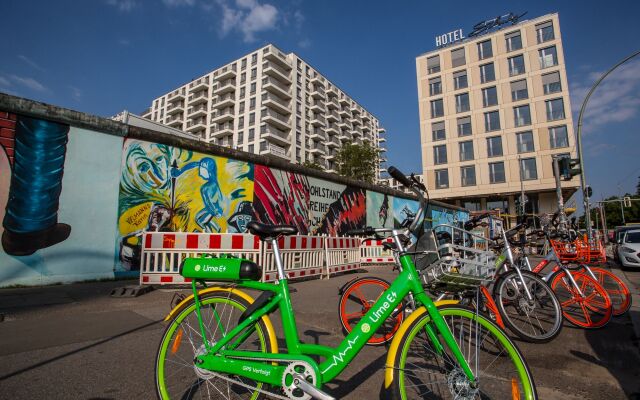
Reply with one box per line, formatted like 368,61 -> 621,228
251,67 -> 257,79
461,166 -> 476,186
249,112 -> 255,124
457,116 -> 472,136
505,30 -> 522,52
546,98 -> 565,120
536,21 -> 555,43
482,86 -> 498,107
427,55 -> 440,74
431,99 -> 444,118
489,162 -> 506,183
451,47 -> 466,68
241,58 -> 247,69
516,131 -> 535,153
250,97 -> 256,110
237,131 -> 244,143
513,105 -> 531,127
459,140 -> 474,161
539,46 -> 558,68
542,72 -> 562,94
432,121 -> 446,141
248,128 -> 255,140
511,79 -> 528,101
478,40 -> 493,60
251,53 -> 257,65
435,169 -> 449,189
484,111 -> 500,132
486,136 -> 503,157
250,82 -> 256,94
508,55 -> 525,76
433,145 -> 447,164
480,62 -> 495,83
520,158 -> 538,180
549,125 -> 569,148
239,102 -> 245,113
240,87 -> 246,99
453,70 -> 468,90
240,72 -> 247,83
238,116 -> 245,127
429,77 -> 442,96
455,93 -> 470,113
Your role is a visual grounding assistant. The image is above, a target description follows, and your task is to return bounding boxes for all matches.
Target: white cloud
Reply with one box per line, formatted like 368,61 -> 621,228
69,86 -> 82,102
298,38 -> 311,49
215,0 -> 279,42
119,38 -> 131,46
9,75 -> 48,92
163,0 -> 196,6
570,59 -> 640,134
106,0 -> 137,12
18,55 -> 45,72
0,76 -> 11,88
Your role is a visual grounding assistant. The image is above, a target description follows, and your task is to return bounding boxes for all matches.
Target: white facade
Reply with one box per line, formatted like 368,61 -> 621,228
142,44 -> 386,175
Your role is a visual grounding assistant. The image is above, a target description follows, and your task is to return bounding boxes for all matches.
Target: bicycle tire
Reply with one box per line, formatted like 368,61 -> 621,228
338,276 -> 403,345
583,266 -> 632,316
493,270 -> 563,343
549,269 -> 612,329
387,304 -> 537,400
155,290 -> 275,399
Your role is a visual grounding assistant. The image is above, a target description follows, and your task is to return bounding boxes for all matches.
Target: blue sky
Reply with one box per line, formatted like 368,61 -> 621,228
1,0 -> 639,207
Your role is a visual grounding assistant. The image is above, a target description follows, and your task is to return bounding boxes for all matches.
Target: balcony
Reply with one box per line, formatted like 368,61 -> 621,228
309,128 -> 325,141
216,66 -> 236,81
211,108 -> 234,123
310,74 -> 325,86
325,149 -> 338,159
326,97 -> 340,109
362,124 -> 371,133
188,91 -> 208,106
263,77 -> 292,99
354,126 -> 363,136
263,46 -> 291,70
189,77 -> 210,91
262,92 -> 290,114
339,96 -> 350,105
352,118 -> 362,126
310,114 -> 326,127
168,89 -> 185,101
362,113 -> 371,122
326,123 -> 339,135
259,142 -> 289,160
167,102 -> 184,115
311,87 -> 326,99
379,146 -> 387,153
378,136 -> 386,143
327,110 -> 340,122
213,93 -> 235,109
351,106 -> 361,115
166,116 -> 183,128
211,122 -> 234,137
262,108 -> 291,130
216,79 -> 236,94
338,120 -> 352,130
188,104 -> 208,118
338,131 -> 351,142
263,61 -> 291,83
309,143 -> 326,155
186,117 -> 207,132
326,135 -> 340,148
339,107 -> 350,117
327,86 -> 338,97
261,124 -> 290,146
310,100 -> 324,113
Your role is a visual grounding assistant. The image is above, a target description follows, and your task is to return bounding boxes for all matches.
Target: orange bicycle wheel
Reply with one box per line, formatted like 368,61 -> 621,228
586,266 -> 632,316
338,277 -> 403,345
549,270 -> 612,329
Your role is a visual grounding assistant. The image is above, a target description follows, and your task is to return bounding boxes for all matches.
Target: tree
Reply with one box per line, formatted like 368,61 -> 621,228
335,141 -> 380,184
578,193 -> 640,229
636,175 -> 640,196
301,160 -> 323,171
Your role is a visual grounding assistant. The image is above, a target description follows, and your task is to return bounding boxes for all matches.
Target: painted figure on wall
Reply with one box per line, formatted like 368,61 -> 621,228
2,116 -> 71,256
366,190 -> 394,229
312,186 -> 366,236
392,197 -> 420,229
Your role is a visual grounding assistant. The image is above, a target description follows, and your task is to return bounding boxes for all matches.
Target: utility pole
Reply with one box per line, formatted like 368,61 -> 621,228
552,156 -> 568,232
518,155 -> 526,218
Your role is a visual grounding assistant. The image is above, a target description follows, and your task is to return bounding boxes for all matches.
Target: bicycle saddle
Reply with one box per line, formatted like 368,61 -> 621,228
247,221 -> 298,240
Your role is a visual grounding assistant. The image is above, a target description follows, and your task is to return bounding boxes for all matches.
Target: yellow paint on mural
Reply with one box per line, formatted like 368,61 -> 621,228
118,201 -> 153,235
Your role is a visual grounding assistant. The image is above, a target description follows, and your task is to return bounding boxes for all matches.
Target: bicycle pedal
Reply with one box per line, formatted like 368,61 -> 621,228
293,374 -> 335,400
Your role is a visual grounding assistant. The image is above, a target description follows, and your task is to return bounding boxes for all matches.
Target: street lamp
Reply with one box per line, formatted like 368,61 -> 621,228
575,49 -> 640,240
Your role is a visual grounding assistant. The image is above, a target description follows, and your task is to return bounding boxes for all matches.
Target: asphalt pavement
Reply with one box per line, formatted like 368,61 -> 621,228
1,261 -> 639,399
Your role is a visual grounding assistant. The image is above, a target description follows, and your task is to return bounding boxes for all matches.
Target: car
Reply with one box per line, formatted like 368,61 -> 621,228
617,229 -> 640,269
612,225 -> 639,262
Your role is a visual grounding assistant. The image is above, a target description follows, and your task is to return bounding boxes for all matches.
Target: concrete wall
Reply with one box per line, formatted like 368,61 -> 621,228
0,93 -> 466,286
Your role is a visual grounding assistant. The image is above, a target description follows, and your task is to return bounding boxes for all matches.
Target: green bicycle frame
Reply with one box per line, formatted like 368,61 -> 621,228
191,252 -> 476,387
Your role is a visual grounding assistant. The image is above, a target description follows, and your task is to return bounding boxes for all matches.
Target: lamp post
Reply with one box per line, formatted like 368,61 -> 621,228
576,49 -> 640,240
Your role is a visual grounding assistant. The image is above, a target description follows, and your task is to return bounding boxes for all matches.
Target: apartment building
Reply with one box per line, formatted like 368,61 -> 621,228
380,174 -> 425,195
416,13 -> 579,220
142,44 -> 386,175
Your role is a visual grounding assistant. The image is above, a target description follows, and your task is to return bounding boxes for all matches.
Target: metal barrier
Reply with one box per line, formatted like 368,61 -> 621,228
262,236 -> 325,282
360,238 -> 395,265
325,237 -> 362,276
140,232 -> 261,285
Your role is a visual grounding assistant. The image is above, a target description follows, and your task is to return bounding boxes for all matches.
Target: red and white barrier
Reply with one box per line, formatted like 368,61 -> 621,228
140,232 -> 261,285
325,237 -> 362,276
262,236 -> 325,282
360,237 -> 396,265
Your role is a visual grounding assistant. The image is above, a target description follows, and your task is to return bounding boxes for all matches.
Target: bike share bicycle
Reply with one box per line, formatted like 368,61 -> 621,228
154,166 -> 537,400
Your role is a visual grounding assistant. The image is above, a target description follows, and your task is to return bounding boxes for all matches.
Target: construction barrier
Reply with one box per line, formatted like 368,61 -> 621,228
262,235 -> 325,282
140,232 -> 261,285
325,237 -> 362,276
360,238 -> 396,265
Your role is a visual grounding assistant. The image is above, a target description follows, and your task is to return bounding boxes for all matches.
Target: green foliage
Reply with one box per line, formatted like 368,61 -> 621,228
579,193 -> 640,229
301,160 -> 323,171
335,141 -> 380,184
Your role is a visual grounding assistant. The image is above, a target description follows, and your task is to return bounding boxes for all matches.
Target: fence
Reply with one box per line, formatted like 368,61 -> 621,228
360,238 -> 396,265
325,237 -> 362,276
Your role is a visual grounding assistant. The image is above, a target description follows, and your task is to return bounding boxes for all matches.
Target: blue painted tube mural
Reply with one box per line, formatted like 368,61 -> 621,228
2,117 -> 71,256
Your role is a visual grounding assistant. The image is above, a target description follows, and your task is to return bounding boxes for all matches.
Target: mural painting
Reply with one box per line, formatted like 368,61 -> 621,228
253,165 -> 311,234
392,197 -> 420,228
308,177 -> 365,236
366,191 -> 393,229
116,139 -> 254,271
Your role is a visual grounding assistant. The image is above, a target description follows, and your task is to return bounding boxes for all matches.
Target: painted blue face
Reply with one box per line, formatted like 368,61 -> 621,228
198,158 -> 218,181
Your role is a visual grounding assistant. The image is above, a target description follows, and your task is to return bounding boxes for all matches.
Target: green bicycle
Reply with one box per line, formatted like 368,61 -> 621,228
154,166 -> 537,399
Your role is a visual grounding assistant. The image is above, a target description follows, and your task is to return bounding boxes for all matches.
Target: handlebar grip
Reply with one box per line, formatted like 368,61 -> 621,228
464,212 -> 490,230
388,166 -> 413,188
345,227 -> 376,237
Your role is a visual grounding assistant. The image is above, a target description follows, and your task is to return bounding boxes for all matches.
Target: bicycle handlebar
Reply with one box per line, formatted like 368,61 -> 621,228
388,166 -> 413,188
464,212 -> 490,230
345,227 -> 377,237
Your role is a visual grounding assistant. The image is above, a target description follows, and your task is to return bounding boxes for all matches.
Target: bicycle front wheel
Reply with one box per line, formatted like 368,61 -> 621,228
585,266 -> 632,316
494,270 -> 563,343
388,305 -> 537,400
155,290 -> 275,400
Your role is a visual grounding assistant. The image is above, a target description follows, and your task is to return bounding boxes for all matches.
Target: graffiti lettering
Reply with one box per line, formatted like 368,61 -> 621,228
125,202 -> 151,226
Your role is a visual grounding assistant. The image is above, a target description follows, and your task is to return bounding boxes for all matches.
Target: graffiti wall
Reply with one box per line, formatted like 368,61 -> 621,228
366,191 -> 393,229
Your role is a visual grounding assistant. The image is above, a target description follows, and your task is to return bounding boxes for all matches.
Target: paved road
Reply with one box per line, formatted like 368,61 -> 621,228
0,262 -> 639,399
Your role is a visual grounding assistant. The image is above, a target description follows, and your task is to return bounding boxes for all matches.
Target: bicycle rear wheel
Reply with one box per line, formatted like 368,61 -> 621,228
584,266 -> 632,316
549,269 -> 612,329
387,305 -> 537,399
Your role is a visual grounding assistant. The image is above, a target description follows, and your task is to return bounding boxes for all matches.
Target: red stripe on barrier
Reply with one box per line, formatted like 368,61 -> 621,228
231,235 -> 243,249
300,270 -> 306,276
160,276 -> 173,283
163,234 -> 175,249
145,234 -> 152,249
186,234 -> 198,249
301,237 -> 307,248
142,275 -> 149,283
253,235 -> 260,249
210,235 -> 221,249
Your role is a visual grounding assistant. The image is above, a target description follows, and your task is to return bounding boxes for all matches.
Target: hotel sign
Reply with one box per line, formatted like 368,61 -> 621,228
435,11 -> 527,48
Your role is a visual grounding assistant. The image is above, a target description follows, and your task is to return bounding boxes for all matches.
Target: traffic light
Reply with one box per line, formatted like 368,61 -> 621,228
557,157 -> 581,181
624,196 -> 632,207
585,185 -> 593,198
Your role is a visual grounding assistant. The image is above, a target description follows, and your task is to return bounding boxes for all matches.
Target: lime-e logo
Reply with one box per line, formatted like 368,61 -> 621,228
361,323 -> 371,333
